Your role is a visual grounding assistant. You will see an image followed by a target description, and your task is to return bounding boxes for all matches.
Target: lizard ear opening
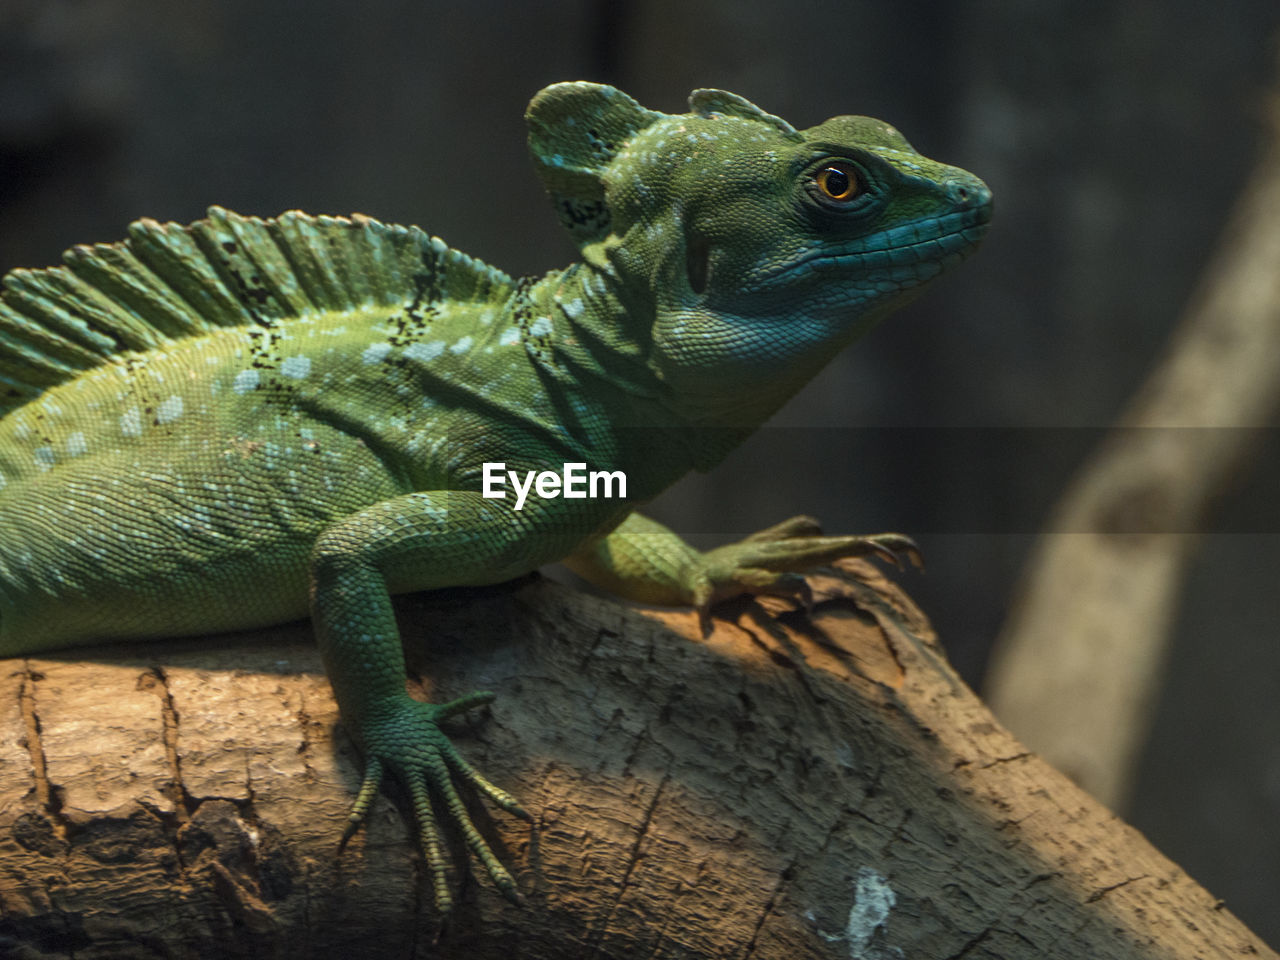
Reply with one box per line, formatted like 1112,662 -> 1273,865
526,82 -> 661,247
685,233 -> 710,295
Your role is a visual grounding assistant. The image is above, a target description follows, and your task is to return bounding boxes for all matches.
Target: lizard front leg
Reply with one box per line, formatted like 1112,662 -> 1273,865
310,490 -> 563,911
564,512 -> 921,632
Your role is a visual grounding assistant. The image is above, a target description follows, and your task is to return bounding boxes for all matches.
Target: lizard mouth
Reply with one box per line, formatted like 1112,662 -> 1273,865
744,206 -> 991,293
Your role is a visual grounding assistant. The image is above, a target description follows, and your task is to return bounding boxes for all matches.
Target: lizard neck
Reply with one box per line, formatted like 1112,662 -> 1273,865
515,265 -> 741,483
517,261 -> 851,478
518,262 -> 657,401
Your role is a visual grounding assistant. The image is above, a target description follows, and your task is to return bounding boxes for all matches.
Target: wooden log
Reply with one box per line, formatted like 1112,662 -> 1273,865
0,565 -> 1270,958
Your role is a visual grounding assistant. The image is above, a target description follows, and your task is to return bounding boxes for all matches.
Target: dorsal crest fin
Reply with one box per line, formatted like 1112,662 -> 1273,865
0,206 -> 513,413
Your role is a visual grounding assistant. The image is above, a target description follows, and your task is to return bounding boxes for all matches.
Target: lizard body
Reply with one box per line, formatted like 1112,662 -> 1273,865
0,83 -> 990,909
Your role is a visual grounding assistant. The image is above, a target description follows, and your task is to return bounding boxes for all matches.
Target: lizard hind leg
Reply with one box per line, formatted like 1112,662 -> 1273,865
566,512 -> 924,635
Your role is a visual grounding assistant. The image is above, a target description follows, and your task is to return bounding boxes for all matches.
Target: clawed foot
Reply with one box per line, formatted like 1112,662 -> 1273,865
342,691 -> 530,912
689,517 -> 922,634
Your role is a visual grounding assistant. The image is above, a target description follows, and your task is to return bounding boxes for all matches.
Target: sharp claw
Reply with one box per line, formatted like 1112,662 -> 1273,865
340,756 -> 383,847
795,578 -> 814,614
339,819 -> 359,848
498,879 -> 525,907
860,534 -> 923,572
494,796 -> 532,821
870,544 -> 903,568
697,603 -> 713,637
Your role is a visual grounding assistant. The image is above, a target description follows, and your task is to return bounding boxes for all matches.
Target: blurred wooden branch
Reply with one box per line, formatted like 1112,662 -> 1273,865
985,80 -> 1280,808
0,569 -> 1271,957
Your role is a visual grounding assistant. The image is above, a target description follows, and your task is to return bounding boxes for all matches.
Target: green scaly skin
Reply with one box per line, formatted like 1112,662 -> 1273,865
0,83 -> 990,910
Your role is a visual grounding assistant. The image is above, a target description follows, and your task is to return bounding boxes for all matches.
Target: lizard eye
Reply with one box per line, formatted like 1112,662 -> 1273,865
812,160 -> 862,203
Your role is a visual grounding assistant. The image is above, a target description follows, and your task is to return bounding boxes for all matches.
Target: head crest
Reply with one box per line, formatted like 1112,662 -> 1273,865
687,89 -> 798,139
526,82 -> 662,247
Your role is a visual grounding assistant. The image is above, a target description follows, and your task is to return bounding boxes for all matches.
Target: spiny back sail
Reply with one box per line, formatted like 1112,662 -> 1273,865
0,206 -> 513,413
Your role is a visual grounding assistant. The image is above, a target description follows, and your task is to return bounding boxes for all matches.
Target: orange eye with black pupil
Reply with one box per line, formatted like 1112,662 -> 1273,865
815,161 -> 860,202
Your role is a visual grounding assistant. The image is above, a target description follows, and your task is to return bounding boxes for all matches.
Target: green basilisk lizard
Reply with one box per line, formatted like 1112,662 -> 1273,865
0,83 -> 990,910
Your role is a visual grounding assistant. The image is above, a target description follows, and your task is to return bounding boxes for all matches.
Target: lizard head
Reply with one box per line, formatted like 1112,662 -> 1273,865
527,83 -> 991,423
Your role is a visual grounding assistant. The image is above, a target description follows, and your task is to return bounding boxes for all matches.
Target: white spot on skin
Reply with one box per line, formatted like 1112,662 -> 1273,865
33,446 -> 55,469
807,867 -> 899,959
0,471 -> 6,489
65,432 -> 88,457
362,342 -> 392,364
232,369 -> 260,394
450,336 -> 473,354
280,355 -> 311,379
529,316 -> 553,337
403,341 -> 444,362
120,407 -> 143,437
499,328 -> 521,346
413,492 -> 446,521
156,395 -> 184,424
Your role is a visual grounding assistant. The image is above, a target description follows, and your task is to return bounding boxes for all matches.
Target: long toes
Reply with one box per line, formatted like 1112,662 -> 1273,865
447,750 -> 531,820
342,757 -> 384,842
743,514 -> 824,542
433,766 -> 521,905
408,779 -> 453,913
430,690 -> 496,721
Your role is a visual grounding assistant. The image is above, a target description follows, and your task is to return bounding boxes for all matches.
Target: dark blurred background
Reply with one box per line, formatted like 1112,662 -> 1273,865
3,0 -> 1279,942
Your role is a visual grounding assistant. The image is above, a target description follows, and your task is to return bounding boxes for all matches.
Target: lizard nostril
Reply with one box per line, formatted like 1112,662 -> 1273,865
945,177 -> 991,212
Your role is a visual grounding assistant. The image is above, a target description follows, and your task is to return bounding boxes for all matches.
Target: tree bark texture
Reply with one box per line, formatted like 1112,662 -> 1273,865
0,566 -> 1271,959
984,80 -> 1280,809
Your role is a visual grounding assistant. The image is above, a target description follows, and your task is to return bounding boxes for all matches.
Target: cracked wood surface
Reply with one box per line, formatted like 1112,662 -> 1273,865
0,564 -> 1272,959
